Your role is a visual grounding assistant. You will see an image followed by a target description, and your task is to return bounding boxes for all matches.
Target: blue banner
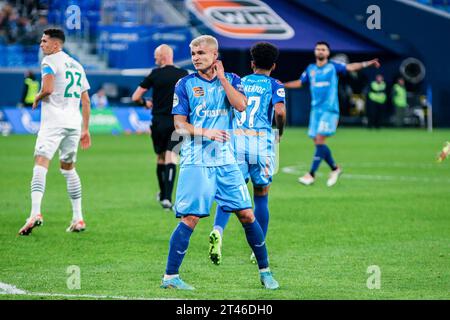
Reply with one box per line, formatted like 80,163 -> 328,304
98,25 -> 193,68
1,107 -> 153,134
113,107 -> 152,134
2,107 -> 41,134
186,0 -> 381,52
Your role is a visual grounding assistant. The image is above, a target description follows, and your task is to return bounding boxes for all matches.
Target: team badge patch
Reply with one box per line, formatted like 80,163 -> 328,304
193,87 -> 205,97
173,93 -> 179,107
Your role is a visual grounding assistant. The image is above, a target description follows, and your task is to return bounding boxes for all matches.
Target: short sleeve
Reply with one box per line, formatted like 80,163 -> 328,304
229,73 -> 245,94
81,71 -> 90,92
331,61 -> 347,76
172,79 -> 189,116
271,79 -> 286,105
41,56 -> 56,76
139,70 -> 154,89
299,68 -> 309,85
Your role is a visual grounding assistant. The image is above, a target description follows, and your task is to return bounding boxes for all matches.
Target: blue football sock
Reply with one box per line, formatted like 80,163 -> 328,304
310,144 -> 326,176
254,194 -> 269,239
242,220 -> 269,269
322,145 -> 338,171
165,222 -> 193,275
213,206 -> 231,237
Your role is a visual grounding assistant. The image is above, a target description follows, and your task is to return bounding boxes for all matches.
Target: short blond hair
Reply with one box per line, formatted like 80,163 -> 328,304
189,35 -> 218,50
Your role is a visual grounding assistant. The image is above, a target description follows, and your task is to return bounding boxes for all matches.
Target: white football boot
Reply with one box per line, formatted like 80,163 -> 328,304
298,173 -> 315,186
327,167 -> 342,187
66,220 -> 86,232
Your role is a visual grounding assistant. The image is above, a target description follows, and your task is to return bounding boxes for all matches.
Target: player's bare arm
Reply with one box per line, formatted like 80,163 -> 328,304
80,91 -> 91,150
32,74 -> 54,109
274,102 -> 286,139
174,114 -> 230,142
214,60 -> 247,112
346,58 -> 381,72
283,79 -> 302,89
132,86 -> 153,109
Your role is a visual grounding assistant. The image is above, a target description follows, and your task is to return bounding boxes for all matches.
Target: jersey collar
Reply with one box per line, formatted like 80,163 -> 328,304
195,73 -> 218,83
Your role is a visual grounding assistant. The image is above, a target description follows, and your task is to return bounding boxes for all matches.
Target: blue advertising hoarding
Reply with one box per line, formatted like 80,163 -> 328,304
1,107 -> 153,135
97,25 -> 193,68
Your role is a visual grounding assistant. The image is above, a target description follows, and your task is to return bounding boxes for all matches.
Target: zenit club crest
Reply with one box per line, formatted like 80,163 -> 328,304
193,87 -> 205,97
187,0 -> 294,40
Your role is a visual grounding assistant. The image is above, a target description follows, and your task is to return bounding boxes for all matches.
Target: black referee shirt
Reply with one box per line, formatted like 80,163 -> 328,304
139,65 -> 189,118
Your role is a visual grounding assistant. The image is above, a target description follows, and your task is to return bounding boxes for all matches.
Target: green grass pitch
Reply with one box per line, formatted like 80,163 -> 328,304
0,128 -> 449,299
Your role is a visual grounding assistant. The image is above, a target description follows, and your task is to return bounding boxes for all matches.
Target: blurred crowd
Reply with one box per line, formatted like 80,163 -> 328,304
337,70 -> 426,128
0,0 -> 49,45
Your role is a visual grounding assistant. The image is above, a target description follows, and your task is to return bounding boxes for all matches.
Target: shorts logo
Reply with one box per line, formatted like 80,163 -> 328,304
173,93 -> 179,107
193,86 -> 205,97
186,0 -> 294,40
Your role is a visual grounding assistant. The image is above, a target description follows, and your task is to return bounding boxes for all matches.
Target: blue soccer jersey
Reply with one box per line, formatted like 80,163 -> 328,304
232,74 -> 285,187
234,74 -> 285,132
300,61 -> 347,113
172,72 -> 244,166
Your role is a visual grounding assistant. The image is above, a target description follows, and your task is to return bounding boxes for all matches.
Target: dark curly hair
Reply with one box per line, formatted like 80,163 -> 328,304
250,42 -> 279,70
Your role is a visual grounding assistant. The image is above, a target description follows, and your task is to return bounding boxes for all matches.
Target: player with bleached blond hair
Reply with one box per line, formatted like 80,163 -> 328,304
160,35 -> 279,290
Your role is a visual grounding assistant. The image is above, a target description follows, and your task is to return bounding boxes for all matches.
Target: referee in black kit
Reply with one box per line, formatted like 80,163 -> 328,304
132,44 -> 188,210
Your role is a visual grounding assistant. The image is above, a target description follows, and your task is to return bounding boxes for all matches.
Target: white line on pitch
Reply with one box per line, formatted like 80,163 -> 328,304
0,282 -> 181,300
281,165 -> 450,183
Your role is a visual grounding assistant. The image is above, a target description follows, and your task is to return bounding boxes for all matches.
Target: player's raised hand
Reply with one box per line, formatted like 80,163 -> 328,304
213,60 -> 226,80
369,58 -> 381,68
203,128 -> 230,142
80,130 -> 91,149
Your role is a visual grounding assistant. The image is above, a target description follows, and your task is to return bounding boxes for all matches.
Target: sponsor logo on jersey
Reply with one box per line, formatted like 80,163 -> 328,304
195,105 -> 228,118
312,81 -> 331,88
186,0 -> 294,40
193,86 -> 205,97
277,88 -> 285,97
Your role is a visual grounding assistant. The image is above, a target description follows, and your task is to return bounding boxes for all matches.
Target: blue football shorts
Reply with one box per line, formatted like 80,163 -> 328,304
174,163 -> 253,217
308,109 -> 339,138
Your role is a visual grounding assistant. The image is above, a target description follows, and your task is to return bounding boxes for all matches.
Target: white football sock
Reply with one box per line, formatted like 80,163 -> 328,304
30,165 -> 48,218
60,168 -> 83,222
259,267 -> 271,273
164,274 -> 179,281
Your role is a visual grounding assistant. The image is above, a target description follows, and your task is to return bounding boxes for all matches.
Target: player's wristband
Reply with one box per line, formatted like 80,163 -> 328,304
362,61 -> 368,68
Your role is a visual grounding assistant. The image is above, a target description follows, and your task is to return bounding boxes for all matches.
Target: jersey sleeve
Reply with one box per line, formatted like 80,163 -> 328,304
139,70 -> 154,89
271,79 -> 286,105
81,71 -> 90,92
331,61 -> 347,76
229,73 -> 245,94
299,67 -> 309,85
41,56 -> 57,76
172,79 -> 190,116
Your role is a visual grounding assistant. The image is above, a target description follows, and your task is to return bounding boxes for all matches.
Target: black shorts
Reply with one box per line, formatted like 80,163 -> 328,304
150,116 -> 181,154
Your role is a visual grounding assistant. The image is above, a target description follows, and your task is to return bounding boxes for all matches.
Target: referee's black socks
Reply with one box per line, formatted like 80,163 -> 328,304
164,163 -> 177,203
156,164 -> 166,201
